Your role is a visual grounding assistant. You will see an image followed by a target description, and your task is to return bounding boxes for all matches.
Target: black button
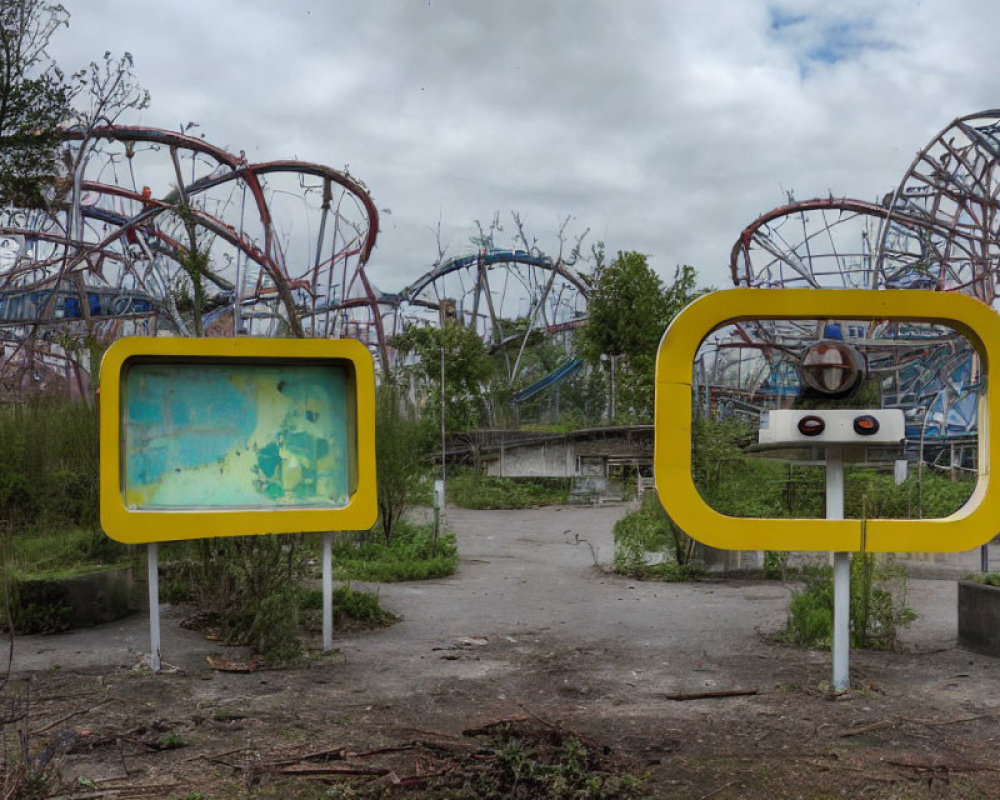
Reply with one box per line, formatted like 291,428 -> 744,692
853,415 -> 880,435
797,415 -> 825,436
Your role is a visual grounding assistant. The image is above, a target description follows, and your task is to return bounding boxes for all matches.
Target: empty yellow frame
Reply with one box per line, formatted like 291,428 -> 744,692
655,289 -> 1000,552
100,337 -> 377,543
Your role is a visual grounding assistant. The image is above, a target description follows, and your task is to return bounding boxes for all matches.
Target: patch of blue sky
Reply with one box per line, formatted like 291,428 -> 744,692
768,8 -> 806,32
806,20 -> 870,65
767,7 -> 893,76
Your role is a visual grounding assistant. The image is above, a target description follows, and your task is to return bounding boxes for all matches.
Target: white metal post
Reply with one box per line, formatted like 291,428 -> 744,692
322,531 -> 333,653
826,445 -> 849,691
147,542 -> 161,672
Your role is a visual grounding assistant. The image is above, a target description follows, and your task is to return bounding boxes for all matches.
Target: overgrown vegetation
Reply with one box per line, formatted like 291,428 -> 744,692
0,398 -> 102,533
447,467 -> 569,509
327,520 -> 458,582
451,721 -> 642,799
691,417 -> 975,520
375,382 -> 434,541
964,571 -> 1000,587
0,0 -> 73,207
161,535 -> 309,663
0,399 -> 132,632
391,321 -> 494,432
612,492 -> 702,580
3,526 -> 127,576
579,250 -> 707,422
162,537 -> 400,661
611,418 -> 957,650
299,584 -> 398,629
784,555 -> 917,650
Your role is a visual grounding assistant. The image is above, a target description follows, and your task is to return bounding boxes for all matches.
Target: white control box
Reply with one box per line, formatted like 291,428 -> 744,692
758,409 -> 905,447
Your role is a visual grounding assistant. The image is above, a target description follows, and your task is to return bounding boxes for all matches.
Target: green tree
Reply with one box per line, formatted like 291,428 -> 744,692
392,322 -> 494,431
375,383 -> 432,541
580,252 -> 706,421
0,1 -> 72,206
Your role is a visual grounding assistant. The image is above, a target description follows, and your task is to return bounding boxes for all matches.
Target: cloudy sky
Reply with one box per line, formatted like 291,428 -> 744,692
46,0 -> 1000,294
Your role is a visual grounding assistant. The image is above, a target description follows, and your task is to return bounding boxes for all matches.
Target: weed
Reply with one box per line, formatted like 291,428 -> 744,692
299,585 -> 398,630
447,466 -> 569,509
211,709 -> 247,722
763,550 -> 790,580
691,417 -> 975,520
965,571 -> 1000,587
0,398 -> 101,532
158,732 -> 190,749
456,721 -> 642,799
374,382 -> 435,540
3,766 -> 50,800
612,493 -> 701,579
784,555 -> 916,650
328,520 -> 458,582
163,534 -> 308,663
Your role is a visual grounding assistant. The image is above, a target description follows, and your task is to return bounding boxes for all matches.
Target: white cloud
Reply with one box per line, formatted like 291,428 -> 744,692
45,0 -> 1000,291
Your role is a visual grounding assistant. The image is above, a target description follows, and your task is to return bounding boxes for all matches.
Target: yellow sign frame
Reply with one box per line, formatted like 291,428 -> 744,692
100,337 -> 377,544
655,289 -> 999,552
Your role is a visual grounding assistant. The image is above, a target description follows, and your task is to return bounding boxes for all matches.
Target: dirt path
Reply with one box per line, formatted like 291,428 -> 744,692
5,505 -> 1000,798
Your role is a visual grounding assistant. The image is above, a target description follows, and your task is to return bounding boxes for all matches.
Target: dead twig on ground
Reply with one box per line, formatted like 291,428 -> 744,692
31,696 -> 114,735
462,715 -> 532,736
699,778 -> 741,799
839,713 -> 993,739
661,689 -> 759,701
902,713 -> 992,727
253,746 -> 347,767
401,726 -> 462,740
274,763 -> 391,777
839,720 -> 895,737
183,746 -> 247,764
884,755 -> 1000,773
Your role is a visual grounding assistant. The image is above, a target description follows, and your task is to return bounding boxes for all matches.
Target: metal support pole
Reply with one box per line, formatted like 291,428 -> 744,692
832,551 -> 850,691
147,542 -> 161,672
440,345 -> 446,486
827,446 -> 849,692
322,531 -> 333,653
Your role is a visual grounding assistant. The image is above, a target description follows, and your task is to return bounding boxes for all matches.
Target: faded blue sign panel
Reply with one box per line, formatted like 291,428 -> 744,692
122,362 -> 349,509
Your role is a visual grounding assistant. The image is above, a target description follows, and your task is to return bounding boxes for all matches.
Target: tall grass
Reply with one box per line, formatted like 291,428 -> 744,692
329,520 -> 458,582
447,466 -> 569,509
0,397 -> 100,532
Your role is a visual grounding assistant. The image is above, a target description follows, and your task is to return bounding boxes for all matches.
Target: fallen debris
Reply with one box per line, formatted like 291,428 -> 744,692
205,655 -> 260,672
660,688 -> 760,701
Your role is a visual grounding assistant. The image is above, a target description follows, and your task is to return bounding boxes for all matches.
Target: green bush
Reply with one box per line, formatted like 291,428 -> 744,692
4,527 -> 129,575
458,721 -> 643,799
0,398 -> 100,532
329,520 -> 458,582
3,577 -> 73,633
964,572 -> 1000,587
612,493 -> 700,579
374,383 -> 435,541
162,535 -> 308,663
691,418 -> 976,521
298,584 -> 397,628
784,555 -> 916,650
448,467 -> 569,509
763,550 -> 790,579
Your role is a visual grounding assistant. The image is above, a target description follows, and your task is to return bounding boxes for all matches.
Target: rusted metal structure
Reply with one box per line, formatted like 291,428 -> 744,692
0,124 -> 381,396
703,110 -> 1000,471
0,125 -> 596,399
396,247 -> 589,382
